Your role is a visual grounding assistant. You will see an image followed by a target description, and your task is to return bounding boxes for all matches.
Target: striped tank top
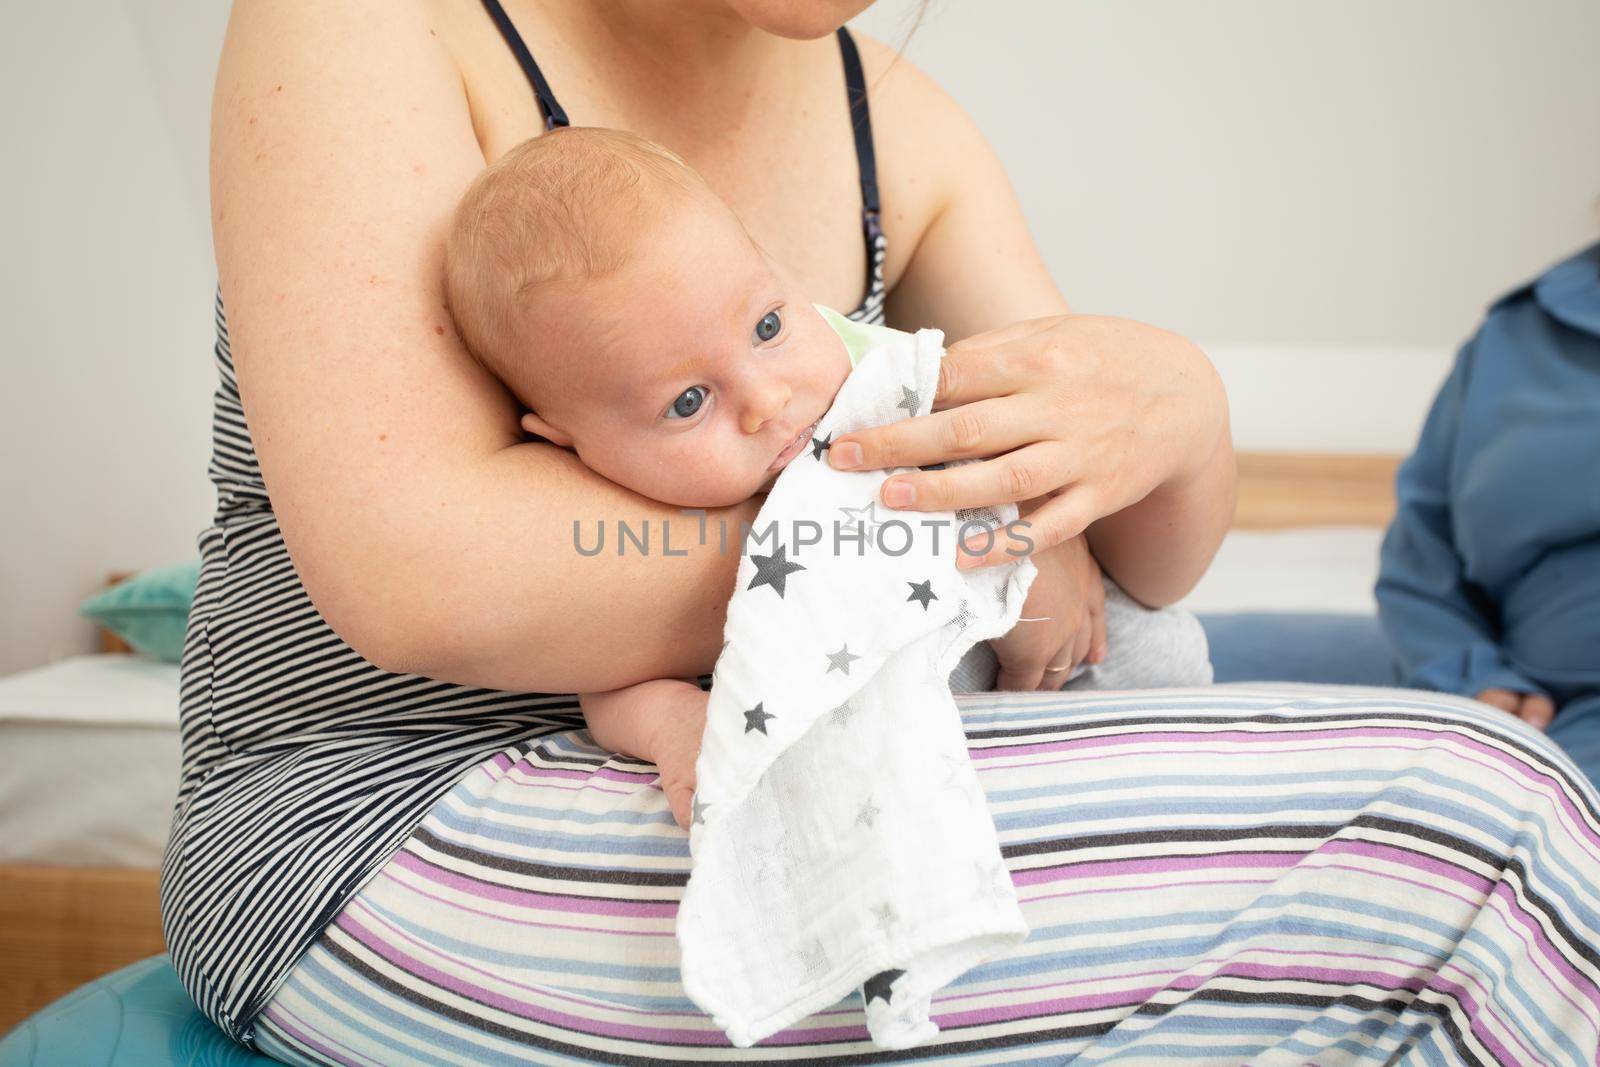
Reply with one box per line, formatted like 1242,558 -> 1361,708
161,10 -> 890,1043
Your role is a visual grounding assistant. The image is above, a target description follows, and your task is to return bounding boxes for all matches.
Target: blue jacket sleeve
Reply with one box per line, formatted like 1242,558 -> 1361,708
1374,337 -> 1540,698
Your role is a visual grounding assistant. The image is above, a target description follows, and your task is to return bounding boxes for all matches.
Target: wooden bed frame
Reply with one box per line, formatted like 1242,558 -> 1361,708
0,450 -> 1401,1034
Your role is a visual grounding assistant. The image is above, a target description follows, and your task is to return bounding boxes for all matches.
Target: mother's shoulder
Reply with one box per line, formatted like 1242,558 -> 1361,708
849,32 -> 996,173
846,32 -> 1020,288
849,33 -> 963,118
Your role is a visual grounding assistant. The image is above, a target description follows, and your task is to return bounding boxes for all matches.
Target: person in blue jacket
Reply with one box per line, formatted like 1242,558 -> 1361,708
1376,240 -> 1600,776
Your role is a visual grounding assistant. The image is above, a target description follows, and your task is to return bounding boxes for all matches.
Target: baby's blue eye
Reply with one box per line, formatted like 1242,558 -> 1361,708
668,386 -> 706,420
754,310 -> 782,343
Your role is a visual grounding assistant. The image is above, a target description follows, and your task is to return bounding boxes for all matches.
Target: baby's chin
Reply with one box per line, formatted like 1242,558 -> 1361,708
690,471 -> 778,504
634,469 -> 777,508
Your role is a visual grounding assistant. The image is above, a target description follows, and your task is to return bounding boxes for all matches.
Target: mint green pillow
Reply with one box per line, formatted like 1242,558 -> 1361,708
79,559 -> 200,663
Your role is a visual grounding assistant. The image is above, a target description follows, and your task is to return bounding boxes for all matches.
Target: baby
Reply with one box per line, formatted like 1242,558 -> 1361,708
443,127 -> 1209,828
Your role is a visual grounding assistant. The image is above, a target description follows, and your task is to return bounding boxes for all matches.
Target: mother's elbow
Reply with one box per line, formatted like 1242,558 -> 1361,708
324,590 -> 549,689
298,566 -> 456,681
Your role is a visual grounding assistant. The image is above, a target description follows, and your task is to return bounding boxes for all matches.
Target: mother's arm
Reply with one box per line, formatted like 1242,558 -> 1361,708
864,40 -> 1236,607
213,0 -> 750,694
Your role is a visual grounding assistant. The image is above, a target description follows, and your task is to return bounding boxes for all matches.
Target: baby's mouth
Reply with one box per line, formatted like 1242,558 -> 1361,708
766,420 -> 820,473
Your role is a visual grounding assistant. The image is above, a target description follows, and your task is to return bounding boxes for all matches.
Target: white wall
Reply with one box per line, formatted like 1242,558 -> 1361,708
853,0 -> 1600,450
860,0 -> 1600,345
2,0 -> 1597,675
1,3 -> 228,676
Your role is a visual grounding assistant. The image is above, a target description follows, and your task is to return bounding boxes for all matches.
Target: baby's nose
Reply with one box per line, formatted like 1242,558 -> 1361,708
739,377 -> 793,435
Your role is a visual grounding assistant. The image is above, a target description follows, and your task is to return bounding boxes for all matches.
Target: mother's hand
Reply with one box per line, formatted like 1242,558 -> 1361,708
828,314 -> 1227,568
990,528 -> 1107,691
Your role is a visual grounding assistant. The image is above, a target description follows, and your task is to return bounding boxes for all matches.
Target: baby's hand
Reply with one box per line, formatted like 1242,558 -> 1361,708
644,682 -> 711,831
1474,687 -> 1556,730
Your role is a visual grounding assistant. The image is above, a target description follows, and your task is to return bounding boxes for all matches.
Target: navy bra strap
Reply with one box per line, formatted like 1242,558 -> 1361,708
835,27 -> 883,242
479,0 -> 570,131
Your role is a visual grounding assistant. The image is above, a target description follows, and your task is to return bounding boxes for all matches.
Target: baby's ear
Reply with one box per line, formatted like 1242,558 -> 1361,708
521,410 -> 572,447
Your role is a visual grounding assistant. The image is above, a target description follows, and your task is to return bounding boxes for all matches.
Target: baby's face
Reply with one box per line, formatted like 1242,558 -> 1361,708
524,192 -> 852,507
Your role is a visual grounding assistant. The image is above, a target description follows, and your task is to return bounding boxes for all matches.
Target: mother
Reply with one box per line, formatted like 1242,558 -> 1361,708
171,0 -> 1600,1062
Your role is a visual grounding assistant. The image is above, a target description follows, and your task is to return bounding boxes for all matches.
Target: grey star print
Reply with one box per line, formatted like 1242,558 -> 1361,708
856,795 -> 882,829
837,500 -> 888,538
973,858 -> 1010,901
906,579 -> 938,610
691,793 -> 710,826
747,839 -> 783,884
828,700 -> 858,728
896,384 -> 921,416
937,751 -> 967,790
811,431 -> 833,460
863,968 -> 907,1006
799,938 -> 830,982
826,643 -> 862,675
950,599 -> 976,631
748,544 -> 806,598
744,702 -> 776,735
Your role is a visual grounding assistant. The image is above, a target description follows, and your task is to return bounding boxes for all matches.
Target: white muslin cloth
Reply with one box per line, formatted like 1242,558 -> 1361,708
675,324 -> 1038,1050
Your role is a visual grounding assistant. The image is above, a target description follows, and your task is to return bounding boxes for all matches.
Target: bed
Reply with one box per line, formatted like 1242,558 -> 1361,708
0,621 -> 184,1035
0,450 -> 1400,1035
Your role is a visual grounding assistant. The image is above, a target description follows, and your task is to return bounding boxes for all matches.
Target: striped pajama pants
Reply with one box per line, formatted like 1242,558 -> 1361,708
251,685 -> 1600,1065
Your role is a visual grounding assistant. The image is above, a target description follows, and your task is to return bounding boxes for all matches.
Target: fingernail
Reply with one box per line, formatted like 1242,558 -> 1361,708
831,441 -> 863,469
883,480 -> 915,508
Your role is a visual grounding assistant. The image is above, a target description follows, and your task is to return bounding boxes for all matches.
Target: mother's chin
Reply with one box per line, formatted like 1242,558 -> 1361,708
723,0 -> 878,40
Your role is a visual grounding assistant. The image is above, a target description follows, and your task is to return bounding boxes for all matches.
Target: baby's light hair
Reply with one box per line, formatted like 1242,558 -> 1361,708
444,127 -> 706,403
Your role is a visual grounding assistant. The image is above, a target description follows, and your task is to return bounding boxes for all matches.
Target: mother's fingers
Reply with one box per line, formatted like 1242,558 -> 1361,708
943,314 -> 1063,360
927,332 -> 1033,413
829,395 -> 1048,474
958,486 -> 1102,569
880,441 -> 1070,512
935,315 -> 1068,410
995,644 -> 1057,692
1087,575 -> 1108,663
1049,625 -> 1090,692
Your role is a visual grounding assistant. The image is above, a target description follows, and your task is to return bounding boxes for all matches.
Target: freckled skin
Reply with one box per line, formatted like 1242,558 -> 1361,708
517,191 -> 853,509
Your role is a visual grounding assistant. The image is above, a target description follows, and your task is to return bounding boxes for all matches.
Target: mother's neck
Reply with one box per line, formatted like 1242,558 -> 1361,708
545,0 -> 793,89
533,0 -> 812,156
